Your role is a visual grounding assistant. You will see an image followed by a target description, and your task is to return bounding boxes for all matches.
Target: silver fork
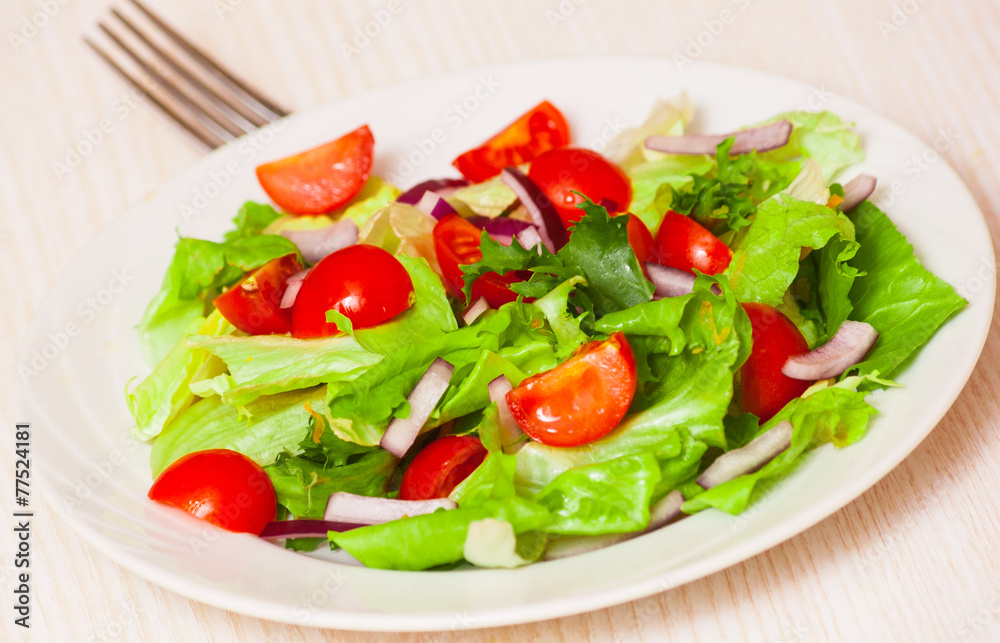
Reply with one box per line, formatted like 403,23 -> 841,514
85,0 -> 289,150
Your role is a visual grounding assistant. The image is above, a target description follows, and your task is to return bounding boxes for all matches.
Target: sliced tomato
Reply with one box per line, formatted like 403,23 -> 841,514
527,147 -> 633,229
610,212 -> 658,274
213,254 -> 302,335
452,101 -> 570,183
148,449 -> 277,535
256,125 -> 374,215
655,210 -> 733,275
399,436 -> 488,500
291,244 -> 413,338
506,332 -> 637,447
432,213 -> 527,305
740,303 -> 814,421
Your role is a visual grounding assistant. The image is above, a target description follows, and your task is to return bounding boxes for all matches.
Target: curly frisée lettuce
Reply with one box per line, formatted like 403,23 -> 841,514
128,98 -> 967,572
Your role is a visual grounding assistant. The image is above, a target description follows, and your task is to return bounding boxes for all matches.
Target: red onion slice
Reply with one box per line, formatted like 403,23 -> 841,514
697,420 -> 794,489
515,226 -> 544,254
379,358 -> 454,458
462,297 -> 491,325
645,119 -> 793,156
782,320 -> 879,380
840,174 -> 877,211
280,219 -> 358,265
646,262 -> 696,298
396,178 -> 469,205
487,375 -> 524,453
259,519 -> 364,540
500,167 -> 567,252
324,492 -> 457,525
414,191 -> 459,220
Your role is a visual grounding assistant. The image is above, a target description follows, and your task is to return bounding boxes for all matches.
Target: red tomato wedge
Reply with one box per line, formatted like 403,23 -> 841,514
213,254 -> 302,335
432,214 -> 527,306
611,212 -> 658,274
655,210 -> 733,275
740,303 -> 814,421
256,125 -> 374,215
527,147 -> 633,229
506,332 -> 637,447
148,449 -> 277,535
291,244 -> 413,338
452,101 -> 570,183
398,436 -> 488,500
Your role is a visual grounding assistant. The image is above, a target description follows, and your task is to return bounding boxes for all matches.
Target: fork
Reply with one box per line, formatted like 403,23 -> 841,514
85,0 -> 289,150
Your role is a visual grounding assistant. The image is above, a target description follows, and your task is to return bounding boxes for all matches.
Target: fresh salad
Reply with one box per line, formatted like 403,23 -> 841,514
128,96 -> 966,570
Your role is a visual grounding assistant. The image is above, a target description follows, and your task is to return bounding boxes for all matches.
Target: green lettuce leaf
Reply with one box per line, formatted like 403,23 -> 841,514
225,201 -> 284,242
266,449 -> 396,519
846,202 -> 967,380
725,194 -> 856,306
682,386 -> 877,515
127,310 -> 234,441
758,111 -> 865,182
149,387 -> 322,476
187,334 -> 382,407
534,453 -> 661,535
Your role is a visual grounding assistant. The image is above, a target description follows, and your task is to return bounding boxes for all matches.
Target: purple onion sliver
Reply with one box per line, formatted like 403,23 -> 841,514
279,279 -> 303,309
487,375 -> 524,452
482,217 -> 535,236
396,178 -> 469,205
379,358 -> 454,458
598,198 -> 619,212
462,297 -> 490,326
840,174 -> 877,211
500,167 -> 567,251
782,320 -> 879,380
544,533 -> 631,561
324,492 -> 457,525
646,262 -> 696,298
280,219 -> 358,264
645,119 -> 793,156
645,490 -> 685,532
697,420 -> 794,489
259,519 -> 364,540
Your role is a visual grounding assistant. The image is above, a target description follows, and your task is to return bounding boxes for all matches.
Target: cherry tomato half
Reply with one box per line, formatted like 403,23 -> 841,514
256,125 -> 374,215
506,332 -> 637,447
291,244 -> 414,338
213,254 -> 302,335
610,212 -> 658,275
655,211 -> 733,275
399,436 -> 488,500
527,148 -> 633,230
740,303 -> 814,421
432,214 -> 528,306
452,101 -> 570,183
148,449 -> 277,535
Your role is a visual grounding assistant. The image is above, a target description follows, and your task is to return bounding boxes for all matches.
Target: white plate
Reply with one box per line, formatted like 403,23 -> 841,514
15,57 -> 994,631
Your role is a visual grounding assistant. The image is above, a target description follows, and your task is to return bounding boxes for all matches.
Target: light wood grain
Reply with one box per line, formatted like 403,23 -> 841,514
3,1 -> 1000,641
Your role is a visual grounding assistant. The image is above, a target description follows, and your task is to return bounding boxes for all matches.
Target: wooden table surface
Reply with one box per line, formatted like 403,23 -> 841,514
4,1 -> 1000,641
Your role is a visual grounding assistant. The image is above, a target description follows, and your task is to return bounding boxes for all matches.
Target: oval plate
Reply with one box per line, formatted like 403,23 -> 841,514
15,57 -> 994,631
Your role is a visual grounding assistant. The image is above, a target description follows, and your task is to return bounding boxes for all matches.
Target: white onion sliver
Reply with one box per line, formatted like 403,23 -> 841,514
323,492 -> 456,525
645,119 -> 792,156
646,262 -> 696,298
697,420 -> 794,490
782,320 -> 879,380
840,174 -> 878,211
646,490 -> 685,531
462,297 -> 490,325
487,376 -> 524,453
379,358 -> 454,458
515,226 -> 544,254
280,219 -> 358,264
543,533 -> 631,561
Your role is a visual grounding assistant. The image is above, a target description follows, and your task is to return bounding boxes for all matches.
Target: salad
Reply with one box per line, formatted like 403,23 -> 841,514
127,96 -> 966,570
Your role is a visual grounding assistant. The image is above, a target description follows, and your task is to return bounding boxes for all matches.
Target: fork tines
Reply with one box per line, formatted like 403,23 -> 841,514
85,0 -> 289,150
